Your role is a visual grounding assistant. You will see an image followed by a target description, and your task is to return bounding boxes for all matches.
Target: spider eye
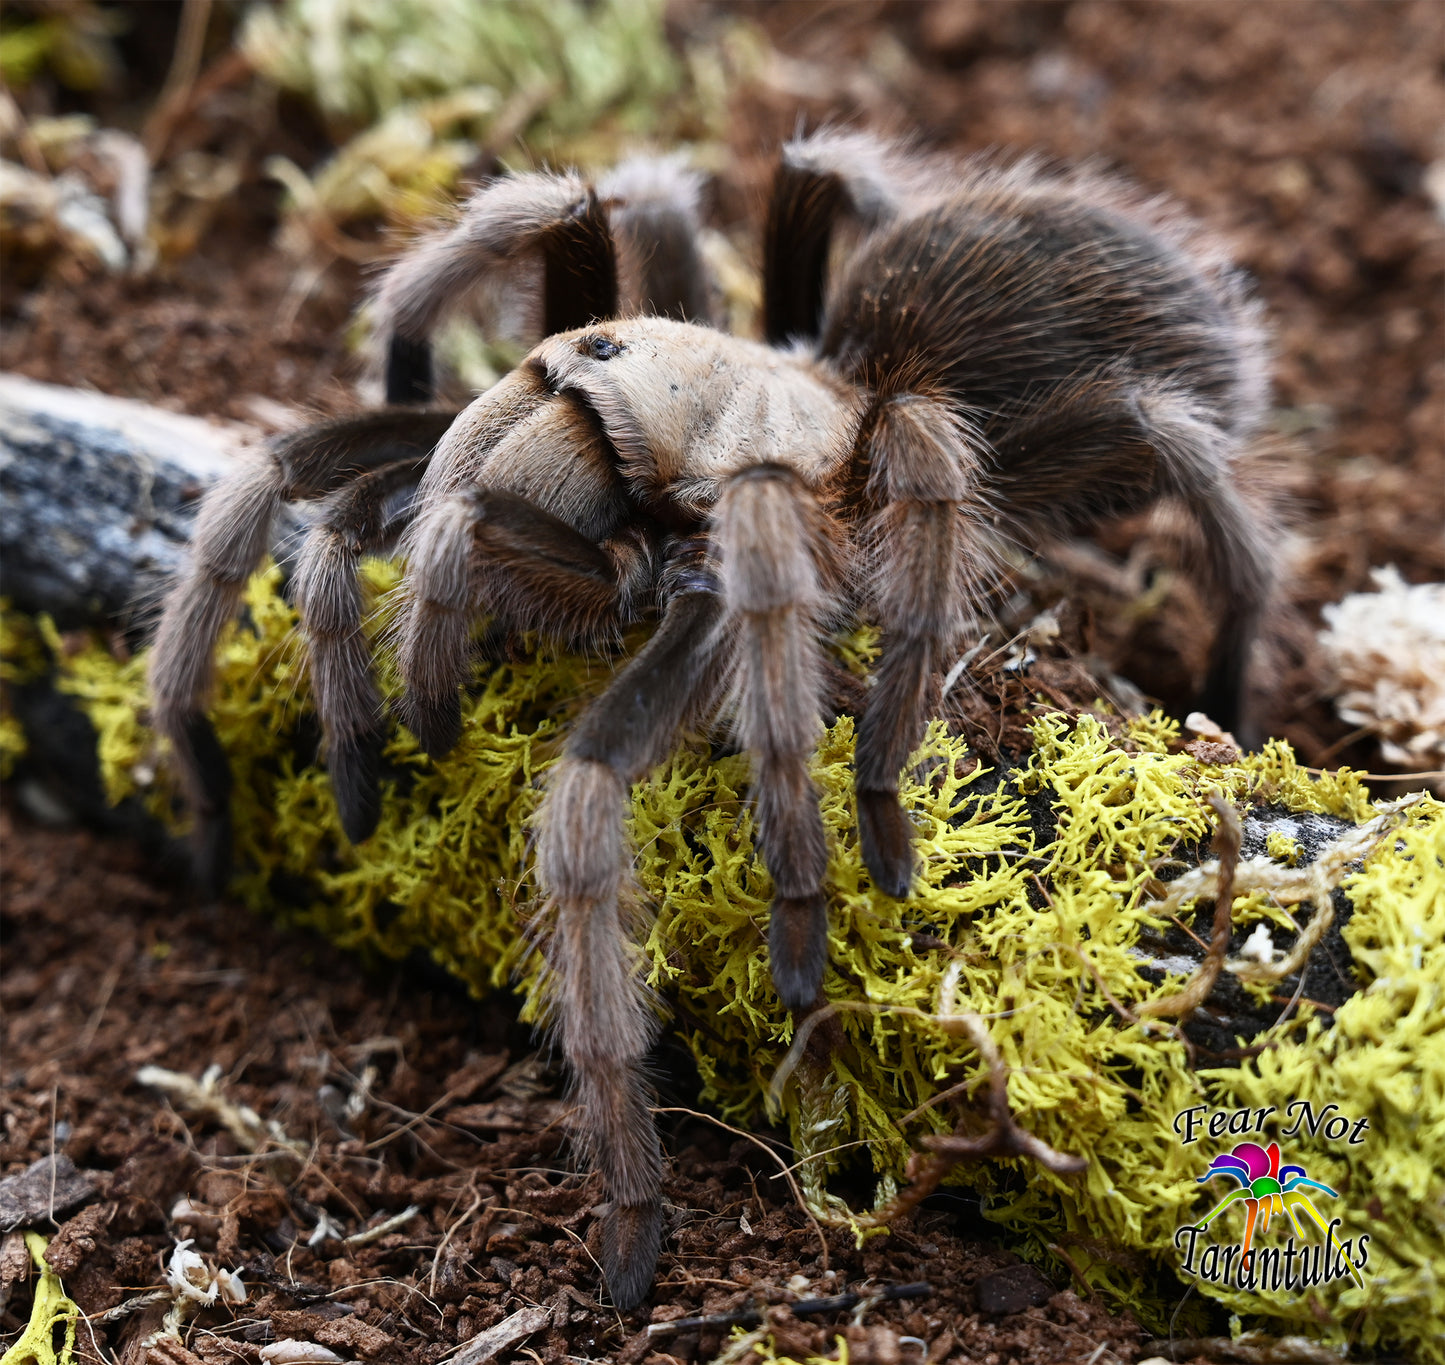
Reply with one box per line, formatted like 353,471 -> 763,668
580,334 -> 623,361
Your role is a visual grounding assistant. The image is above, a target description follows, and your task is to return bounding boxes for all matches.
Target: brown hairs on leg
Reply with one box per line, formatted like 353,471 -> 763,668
394,486 -> 650,757
1133,388 -> 1277,742
149,409 -> 453,892
984,375 -> 1276,743
599,155 -> 716,324
713,465 -> 840,1013
372,171 -> 618,350
854,396 -> 987,900
293,457 -> 429,844
537,553 -> 725,1308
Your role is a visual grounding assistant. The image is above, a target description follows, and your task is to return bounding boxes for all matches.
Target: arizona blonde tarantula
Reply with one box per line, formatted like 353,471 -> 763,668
150,132 -> 1274,1307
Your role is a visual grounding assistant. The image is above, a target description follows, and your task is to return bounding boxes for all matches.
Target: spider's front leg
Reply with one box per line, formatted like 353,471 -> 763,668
853,395 -> 986,898
293,456 -> 431,843
391,365 -> 649,754
395,491 -> 652,755
148,408 -> 455,892
395,493 -> 653,759
713,464 -> 843,1012
536,536 -> 725,1309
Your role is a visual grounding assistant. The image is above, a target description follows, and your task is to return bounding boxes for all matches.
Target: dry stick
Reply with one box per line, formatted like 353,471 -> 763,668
1138,794 -> 1423,989
653,1106 -> 830,1273
343,1204 -> 422,1247
645,1281 -> 935,1339
429,1186 -> 486,1297
1136,792 -> 1241,1020
144,0 -> 214,160
1047,1241 -> 1094,1300
1309,723 -> 1378,766
767,998 -> 1026,1114
75,961 -> 123,1056
1240,794 -> 1419,983
852,1014 -> 1087,1233
1303,765 -> 1445,782
766,996 -> 1072,1231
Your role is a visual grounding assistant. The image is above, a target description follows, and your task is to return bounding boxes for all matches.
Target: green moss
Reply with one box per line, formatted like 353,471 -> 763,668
243,0 -> 684,140
242,0 -> 740,237
4,568 -> 1443,1359
0,1233 -> 79,1365
1265,829 -> 1303,866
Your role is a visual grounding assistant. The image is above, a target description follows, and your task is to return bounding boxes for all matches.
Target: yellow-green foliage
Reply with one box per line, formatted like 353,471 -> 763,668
4,570 -> 1443,1360
243,0 -> 683,138
243,0 -> 736,234
0,1234 -> 78,1365
1265,829 -> 1303,867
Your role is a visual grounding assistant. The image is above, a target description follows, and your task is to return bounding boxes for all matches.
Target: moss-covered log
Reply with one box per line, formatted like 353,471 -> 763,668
3,386 -> 1443,1361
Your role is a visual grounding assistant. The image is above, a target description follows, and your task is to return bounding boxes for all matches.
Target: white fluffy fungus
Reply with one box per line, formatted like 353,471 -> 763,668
1318,566 -> 1445,772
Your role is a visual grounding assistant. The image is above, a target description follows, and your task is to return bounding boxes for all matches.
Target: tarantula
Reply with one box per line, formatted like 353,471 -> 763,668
150,133 -> 1275,1307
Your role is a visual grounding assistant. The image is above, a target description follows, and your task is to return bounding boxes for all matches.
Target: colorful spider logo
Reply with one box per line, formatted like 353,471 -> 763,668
1197,1141 -> 1363,1286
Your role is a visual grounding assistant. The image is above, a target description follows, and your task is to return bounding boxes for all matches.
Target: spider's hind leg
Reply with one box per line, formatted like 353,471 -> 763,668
988,376 -> 1277,743
763,129 -> 915,344
1141,392 -> 1276,742
599,154 -> 715,324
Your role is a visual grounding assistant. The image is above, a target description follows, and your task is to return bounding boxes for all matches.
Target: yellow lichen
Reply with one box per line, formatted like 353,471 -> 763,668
0,1234 -> 78,1365
1265,829 -> 1303,867
2,568 -> 1442,1360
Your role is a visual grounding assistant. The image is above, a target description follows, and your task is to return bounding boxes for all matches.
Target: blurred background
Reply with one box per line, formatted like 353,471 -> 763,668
2,0 -> 1442,770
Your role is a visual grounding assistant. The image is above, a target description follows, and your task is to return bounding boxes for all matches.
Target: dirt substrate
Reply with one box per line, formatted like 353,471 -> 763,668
2,2 -> 1442,1362
1,810 -> 1153,1364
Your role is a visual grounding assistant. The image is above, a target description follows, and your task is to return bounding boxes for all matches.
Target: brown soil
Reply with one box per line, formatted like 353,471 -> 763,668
1,809 -> 1149,1365
2,2 -> 1441,1362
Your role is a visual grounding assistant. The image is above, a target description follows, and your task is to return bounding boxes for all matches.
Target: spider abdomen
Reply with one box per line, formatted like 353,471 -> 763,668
822,177 -> 1265,443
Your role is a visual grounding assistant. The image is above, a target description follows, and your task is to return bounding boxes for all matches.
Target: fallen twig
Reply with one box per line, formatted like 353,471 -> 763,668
444,1303 -> 551,1364
1137,792 -> 1241,1019
1140,792 -> 1425,985
137,1064 -> 306,1157
96,1289 -> 171,1322
844,1012 -> 1086,1233
654,1106 -> 830,1273
343,1204 -> 422,1247
1141,1333 -> 1347,1364
645,1281 -> 933,1338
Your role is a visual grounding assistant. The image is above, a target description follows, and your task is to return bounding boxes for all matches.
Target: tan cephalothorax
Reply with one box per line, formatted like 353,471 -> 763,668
148,133 -> 1276,1308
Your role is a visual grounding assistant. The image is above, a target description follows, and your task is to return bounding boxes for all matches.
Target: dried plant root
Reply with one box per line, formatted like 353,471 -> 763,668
1136,791 -> 1241,1019
1141,792 -> 1426,985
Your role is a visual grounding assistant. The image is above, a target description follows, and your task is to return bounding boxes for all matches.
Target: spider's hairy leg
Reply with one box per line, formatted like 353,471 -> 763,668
1135,389 -> 1276,742
372,170 -> 618,363
714,464 -> 840,1013
395,362 -> 648,755
148,408 -> 454,893
764,129 -> 919,344
293,457 -> 429,844
537,540 -> 725,1309
854,396 -> 982,899
599,155 -> 715,324
987,376 -> 1275,741
397,486 -> 643,757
